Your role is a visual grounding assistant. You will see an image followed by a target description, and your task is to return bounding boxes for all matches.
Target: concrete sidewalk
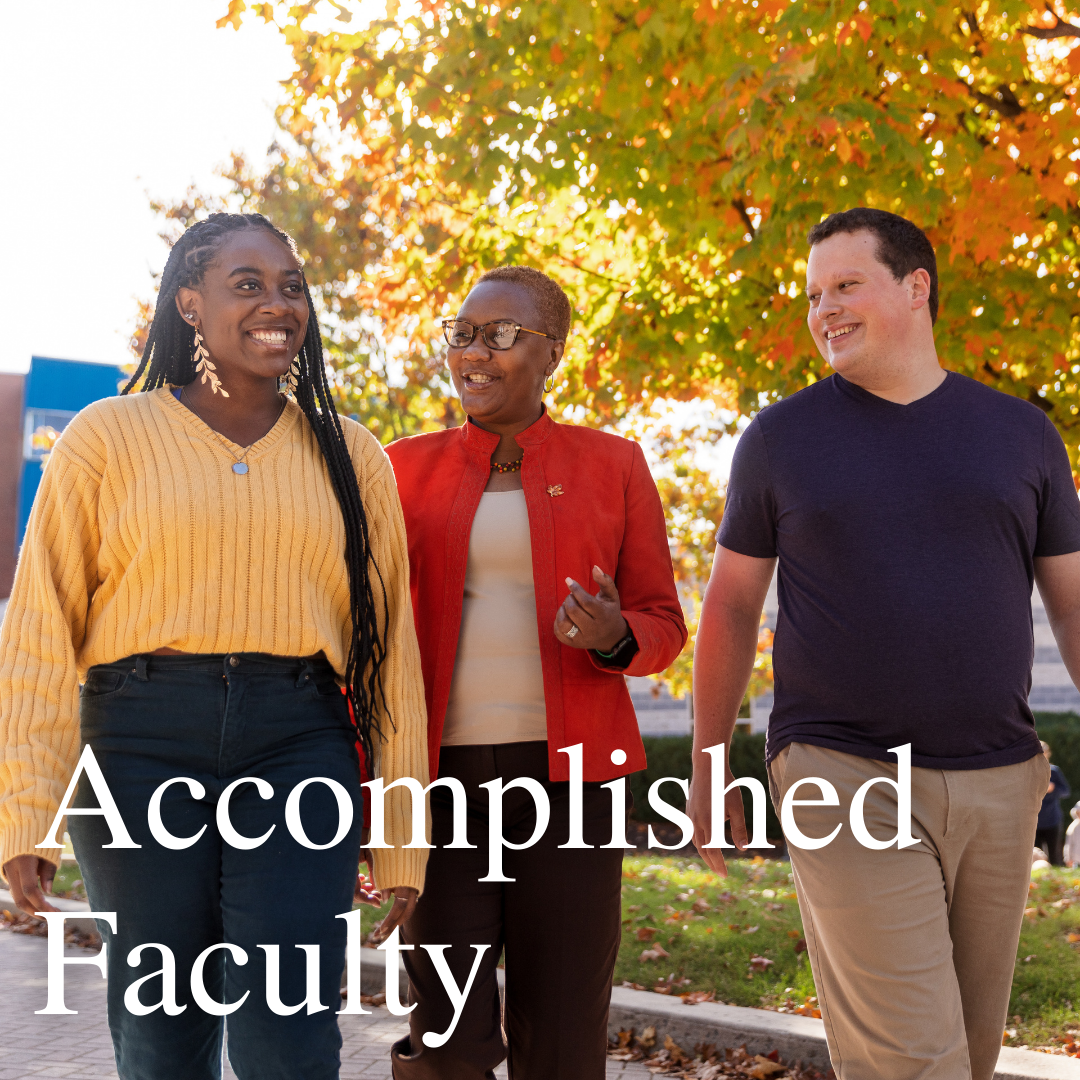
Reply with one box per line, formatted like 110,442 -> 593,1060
0,929 -> 648,1079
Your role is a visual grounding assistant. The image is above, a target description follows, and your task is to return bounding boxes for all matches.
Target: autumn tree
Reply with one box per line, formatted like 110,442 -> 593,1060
218,0 -> 1080,436
162,0 -> 1080,692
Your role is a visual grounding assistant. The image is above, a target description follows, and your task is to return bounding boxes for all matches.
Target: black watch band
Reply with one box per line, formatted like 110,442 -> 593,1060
594,631 -> 636,661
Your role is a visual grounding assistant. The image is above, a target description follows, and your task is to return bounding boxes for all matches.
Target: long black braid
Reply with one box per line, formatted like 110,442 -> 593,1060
125,212 -> 388,768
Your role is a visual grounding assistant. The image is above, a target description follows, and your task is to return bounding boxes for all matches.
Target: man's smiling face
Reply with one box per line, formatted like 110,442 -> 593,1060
805,229 -> 927,382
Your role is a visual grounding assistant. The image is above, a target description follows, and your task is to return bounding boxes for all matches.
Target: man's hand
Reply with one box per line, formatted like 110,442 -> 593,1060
687,768 -> 749,877
554,565 -> 628,652
2,855 -> 59,917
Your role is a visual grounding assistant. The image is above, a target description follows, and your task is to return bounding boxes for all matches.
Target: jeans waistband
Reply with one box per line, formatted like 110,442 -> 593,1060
90,652 -> 338,682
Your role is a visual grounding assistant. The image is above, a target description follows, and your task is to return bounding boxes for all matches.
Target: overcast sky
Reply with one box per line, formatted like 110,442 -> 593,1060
0,0 -> 297,373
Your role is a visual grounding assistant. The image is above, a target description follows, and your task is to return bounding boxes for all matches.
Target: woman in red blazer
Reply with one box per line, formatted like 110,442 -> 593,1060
385,266 -> 686,1080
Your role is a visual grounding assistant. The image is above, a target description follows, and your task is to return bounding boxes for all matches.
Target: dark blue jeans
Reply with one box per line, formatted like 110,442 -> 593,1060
69,652 -> 364,1080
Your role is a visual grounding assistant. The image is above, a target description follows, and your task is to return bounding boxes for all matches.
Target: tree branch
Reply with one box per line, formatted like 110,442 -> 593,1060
732,198 -> 756,238
967,81 -> 1025,118
1023,11 -> 1080,39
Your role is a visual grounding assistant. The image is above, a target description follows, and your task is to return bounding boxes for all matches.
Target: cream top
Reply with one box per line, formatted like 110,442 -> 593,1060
441,490 -> 548,746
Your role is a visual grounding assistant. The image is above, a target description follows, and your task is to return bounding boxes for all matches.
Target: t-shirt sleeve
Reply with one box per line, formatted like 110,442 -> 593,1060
717,416 -> 778,558
1034,415 -> 1080,557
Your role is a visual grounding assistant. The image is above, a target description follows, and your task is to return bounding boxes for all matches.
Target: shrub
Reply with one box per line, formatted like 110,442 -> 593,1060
1032,713 -> 1080,810
631,732 -> 781,842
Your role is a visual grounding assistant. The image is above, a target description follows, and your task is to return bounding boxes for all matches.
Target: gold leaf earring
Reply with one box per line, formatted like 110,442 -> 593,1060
193,328 -> 228,398
285,355 -> 301,396
544,372 -> 555,394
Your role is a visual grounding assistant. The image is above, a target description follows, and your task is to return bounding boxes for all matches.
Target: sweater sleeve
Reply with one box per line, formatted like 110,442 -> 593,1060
354,433 -> 431,894
0,446 -> 101,878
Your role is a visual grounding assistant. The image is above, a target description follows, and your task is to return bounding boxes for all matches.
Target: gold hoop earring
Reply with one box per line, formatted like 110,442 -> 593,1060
544,373 -> 555,394
193,328 -> 228,398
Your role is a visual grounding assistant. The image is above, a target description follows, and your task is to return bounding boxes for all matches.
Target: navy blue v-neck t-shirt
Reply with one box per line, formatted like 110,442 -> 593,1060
718,371 -> 1080,770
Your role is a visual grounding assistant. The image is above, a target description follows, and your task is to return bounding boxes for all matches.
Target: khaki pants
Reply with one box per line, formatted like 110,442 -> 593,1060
767,743 -> 1049,1080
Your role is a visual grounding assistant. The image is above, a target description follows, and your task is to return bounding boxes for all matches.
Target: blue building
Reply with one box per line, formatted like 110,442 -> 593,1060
16,357 -> 125,547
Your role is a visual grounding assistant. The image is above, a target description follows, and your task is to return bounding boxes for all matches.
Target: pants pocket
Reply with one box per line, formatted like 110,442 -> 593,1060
766,744 -> 791,811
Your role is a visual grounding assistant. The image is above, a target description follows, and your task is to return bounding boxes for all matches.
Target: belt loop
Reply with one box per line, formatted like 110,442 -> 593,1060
296,659 -> 314,688
134,655 -> 149,682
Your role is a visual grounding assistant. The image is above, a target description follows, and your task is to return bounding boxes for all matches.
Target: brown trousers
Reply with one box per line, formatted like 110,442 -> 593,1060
768,743 -> 1049,1080
391,742 -> 626,1080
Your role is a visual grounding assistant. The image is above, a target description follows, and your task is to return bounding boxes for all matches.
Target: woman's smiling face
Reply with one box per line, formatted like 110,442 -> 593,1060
175,228 -> 309,383
446,280 -> 563,432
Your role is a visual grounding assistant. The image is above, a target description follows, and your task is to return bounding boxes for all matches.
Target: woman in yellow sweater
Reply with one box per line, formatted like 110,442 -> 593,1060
0,213 -> 428,1079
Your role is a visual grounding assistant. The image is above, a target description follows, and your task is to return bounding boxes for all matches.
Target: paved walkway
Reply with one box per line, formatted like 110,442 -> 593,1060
0,929 -> 647,1078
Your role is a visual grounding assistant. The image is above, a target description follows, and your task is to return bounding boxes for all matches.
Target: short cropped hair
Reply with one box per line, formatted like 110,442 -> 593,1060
807,208 -> 939,324
1041,740 -> 1051,755
476,265 -> 572,341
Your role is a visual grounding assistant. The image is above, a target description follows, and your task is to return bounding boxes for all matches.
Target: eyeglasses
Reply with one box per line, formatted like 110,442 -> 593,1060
442,318 -> 556,351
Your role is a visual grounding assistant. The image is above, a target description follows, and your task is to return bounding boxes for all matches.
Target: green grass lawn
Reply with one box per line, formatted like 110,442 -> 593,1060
616,855 -> 818,1013
615,855 -> 1080,1055
50,861 -> 87,900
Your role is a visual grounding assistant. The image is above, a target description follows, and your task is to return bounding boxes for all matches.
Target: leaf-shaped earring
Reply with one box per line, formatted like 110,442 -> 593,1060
285,355 -> 301,396
193,328 -> 229,398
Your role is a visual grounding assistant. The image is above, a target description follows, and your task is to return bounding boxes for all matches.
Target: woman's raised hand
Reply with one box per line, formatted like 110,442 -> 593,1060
554,565 -> 629,653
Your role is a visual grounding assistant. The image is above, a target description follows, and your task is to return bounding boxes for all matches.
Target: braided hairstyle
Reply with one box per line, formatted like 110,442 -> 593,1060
125,212 -> 388,767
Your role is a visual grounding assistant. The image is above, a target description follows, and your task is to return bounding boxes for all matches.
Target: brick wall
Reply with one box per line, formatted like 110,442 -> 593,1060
0,374 -> 24,598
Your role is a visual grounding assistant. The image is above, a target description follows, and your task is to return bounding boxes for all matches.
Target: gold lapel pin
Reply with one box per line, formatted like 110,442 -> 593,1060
546,484 -> 564,497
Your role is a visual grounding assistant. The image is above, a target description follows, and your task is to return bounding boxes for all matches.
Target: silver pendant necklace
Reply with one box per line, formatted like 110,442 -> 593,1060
180,387 -> 284,475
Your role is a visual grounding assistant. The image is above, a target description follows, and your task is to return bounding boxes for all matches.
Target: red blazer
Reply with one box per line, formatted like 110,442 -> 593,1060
385,410 -> 687,782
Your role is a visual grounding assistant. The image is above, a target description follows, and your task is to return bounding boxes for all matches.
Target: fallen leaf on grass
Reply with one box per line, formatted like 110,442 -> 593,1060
640,943 -> 670,962
680,989 -> 716,1005
692,897 -> 712,913
636,926 -> 659,941
749,954 -> 775,973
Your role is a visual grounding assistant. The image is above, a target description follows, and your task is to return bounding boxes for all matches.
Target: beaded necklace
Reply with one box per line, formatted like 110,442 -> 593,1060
490,456 -> 524,474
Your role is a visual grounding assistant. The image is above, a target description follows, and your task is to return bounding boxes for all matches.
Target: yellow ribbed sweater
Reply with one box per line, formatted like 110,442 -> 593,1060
0,388 -> 429,892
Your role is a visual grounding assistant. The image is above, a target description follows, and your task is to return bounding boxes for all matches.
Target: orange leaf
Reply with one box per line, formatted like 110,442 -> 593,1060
636,6 -> 654,27
853,15 -> 873,42
216,0 -> 246,30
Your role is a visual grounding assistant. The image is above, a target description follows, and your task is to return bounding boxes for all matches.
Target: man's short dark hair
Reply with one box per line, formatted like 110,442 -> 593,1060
807,209 -> 939,324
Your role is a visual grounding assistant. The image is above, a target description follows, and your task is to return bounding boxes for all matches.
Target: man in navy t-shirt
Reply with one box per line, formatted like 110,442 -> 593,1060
687,209 -> 1079,1080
